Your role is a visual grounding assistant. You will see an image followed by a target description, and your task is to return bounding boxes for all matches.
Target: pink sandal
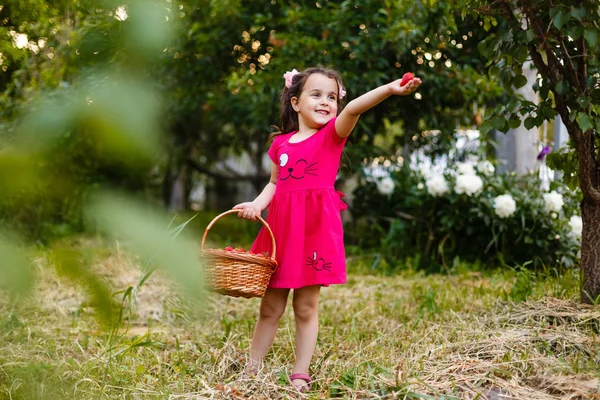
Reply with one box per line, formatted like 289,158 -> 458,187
289,373 -> 312,392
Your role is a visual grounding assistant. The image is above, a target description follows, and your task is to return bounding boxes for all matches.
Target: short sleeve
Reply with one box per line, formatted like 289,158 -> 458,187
267,136 -> 280,164
324,117 -> 347,150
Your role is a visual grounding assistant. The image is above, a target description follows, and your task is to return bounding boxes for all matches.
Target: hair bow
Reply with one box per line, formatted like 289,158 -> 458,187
283,69 -> 299,88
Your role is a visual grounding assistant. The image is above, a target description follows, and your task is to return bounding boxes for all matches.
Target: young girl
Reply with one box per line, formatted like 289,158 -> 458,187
233,66 -> 421,392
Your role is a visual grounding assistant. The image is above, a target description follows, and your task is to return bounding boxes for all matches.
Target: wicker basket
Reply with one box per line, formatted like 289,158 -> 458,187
200,209 -> 278,298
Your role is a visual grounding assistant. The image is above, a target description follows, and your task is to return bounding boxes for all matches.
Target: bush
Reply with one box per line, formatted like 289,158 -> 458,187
347,136 -> 581,271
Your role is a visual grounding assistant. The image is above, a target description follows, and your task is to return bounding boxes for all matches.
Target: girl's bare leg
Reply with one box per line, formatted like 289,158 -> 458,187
248,288 -> 290,370
291,285 -> 321,388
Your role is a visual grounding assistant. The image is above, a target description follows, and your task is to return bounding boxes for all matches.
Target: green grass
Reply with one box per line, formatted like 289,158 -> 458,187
0,237 -> 599,399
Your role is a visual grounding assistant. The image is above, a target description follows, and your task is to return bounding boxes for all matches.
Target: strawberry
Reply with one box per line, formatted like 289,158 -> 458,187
400,72 -> 414,87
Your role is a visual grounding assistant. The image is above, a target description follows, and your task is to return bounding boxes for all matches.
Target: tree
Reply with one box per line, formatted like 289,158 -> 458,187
160,0 -> 504,210
459,0 -> 600,303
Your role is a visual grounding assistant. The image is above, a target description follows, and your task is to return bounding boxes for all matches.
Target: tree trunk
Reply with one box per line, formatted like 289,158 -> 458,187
168,162 -> 189,213
576,132 -> 600,304
581,198 -> 600,303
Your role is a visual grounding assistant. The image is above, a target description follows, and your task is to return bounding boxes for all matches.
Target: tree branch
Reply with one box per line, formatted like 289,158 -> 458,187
560,38 -> 581,89
578,36 -> 588,94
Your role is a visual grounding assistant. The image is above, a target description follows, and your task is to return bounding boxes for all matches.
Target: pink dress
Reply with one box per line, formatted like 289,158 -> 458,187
251,118 -> 348,289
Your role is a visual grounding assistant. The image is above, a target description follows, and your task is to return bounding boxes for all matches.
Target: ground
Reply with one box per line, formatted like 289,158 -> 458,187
0,237 -> 599,399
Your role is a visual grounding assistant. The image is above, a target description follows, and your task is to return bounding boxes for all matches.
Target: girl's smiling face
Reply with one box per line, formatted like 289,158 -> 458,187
291,73 -> 340,131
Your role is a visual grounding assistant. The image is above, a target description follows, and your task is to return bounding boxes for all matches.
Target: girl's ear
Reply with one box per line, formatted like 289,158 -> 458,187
290,96 -> 299,112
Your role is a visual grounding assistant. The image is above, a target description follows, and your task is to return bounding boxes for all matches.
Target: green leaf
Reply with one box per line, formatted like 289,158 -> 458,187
508,115 -> 521,129
576,112 -> 593,131
576,96 -> 591,109
571,6 -> 587,21
555,80 -> 569,95
0,234 -> 34,295
525,30 -> 536,43
568,25 -> 584,41
513,75 -> 528,89
584,29 -> 599,47
87,191 -> 204,300
515,46 -> 529,63
539,50 -> 548,65
478,120 -> 492,135
524,117 -> 537,130
498,68 -> 513,85
490,116 -> 506,131
539,84 -> 550,100
553,10 -> 570,30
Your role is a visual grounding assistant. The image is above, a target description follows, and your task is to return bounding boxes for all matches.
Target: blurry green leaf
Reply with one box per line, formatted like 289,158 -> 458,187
552,10 -> 570,30
515,46 -> 528,63
513,75 -> 527,89
583,28 -> 599,47
126,0 -> 173,58
78,75 -> 161,163
87,191 -> 204,299
0,152 -> 39,196
0,233 -> 34,295
555,80 -> 569,95
524,117 -> 537,130
576,112 -> 593,132
570,6 -> 587,21
52,248 -> 116,325
508,115 -> 521,129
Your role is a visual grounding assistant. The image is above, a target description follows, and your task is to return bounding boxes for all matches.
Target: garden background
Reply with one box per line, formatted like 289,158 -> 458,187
0,1 -> 599,399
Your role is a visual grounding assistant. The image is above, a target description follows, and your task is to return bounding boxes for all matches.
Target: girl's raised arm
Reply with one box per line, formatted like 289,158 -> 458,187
335,76 -> 421,139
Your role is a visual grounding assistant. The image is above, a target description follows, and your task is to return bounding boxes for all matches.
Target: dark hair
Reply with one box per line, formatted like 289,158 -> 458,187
269,67 -> 345,143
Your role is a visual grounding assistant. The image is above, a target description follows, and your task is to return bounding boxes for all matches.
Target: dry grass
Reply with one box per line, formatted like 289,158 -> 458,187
0,238 -> 599,399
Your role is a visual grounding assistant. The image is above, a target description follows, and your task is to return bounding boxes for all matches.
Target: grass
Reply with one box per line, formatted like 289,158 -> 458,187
1,236 -> 599,399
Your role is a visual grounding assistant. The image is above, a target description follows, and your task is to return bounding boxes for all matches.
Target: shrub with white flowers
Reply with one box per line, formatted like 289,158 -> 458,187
426,174 -> 450,197
456,162 -> 476,176
569,215 -> 582,240
349,132 -> 582,271
454,173 -> 483,196
477,160 -> 495,176
543,190 -> 564,213
377,176 -> 395,195
493,194 -> 517,218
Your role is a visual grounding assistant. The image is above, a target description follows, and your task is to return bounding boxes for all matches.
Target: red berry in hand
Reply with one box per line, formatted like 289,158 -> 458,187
400,72 -> 414,87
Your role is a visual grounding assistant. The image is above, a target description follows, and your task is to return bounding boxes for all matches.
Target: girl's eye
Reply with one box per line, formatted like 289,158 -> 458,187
328,95 -> 336,101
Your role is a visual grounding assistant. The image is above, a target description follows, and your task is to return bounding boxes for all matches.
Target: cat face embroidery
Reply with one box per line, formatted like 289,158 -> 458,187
279,153 -> 318,180
306,251 -> 332,272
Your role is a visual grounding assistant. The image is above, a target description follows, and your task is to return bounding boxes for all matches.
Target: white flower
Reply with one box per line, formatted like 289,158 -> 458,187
493,194 -> 517,218
456,162 -> 476,176
377,176 -> 395,195
426,174 -> 450,197
477,160 -> 495,176
569,215 -> 582,240
543,190 -> 564,213
551,212 -> 558,219
455,174 -> 483,196
417,163 -> 432,179
417,183 -> 424,190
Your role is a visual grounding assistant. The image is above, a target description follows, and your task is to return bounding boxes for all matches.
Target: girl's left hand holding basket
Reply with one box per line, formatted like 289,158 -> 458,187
233,202 -> 261,221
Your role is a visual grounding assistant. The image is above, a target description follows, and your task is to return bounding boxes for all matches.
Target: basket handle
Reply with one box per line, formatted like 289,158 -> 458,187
201,209 -> 277,260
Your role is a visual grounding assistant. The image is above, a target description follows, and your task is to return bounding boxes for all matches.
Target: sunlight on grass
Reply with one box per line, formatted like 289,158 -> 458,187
1,237 -> 598,399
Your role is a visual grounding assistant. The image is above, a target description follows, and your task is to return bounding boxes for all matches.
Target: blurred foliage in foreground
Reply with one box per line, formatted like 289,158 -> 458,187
0,0 -> 203,321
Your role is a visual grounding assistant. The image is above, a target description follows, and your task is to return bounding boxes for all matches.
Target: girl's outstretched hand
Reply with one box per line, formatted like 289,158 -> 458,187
233,202 -> 261,221
389,76 -> 422,96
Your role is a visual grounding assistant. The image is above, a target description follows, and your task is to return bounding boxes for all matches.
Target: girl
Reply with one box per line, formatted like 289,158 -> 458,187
233,66 -> 421,392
